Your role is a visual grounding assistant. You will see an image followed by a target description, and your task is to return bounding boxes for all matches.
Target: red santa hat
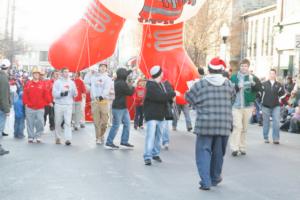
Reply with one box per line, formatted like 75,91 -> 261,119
208,57 -> 226,71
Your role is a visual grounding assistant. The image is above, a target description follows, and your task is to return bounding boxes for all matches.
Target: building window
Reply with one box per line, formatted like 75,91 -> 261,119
39,51 -> 48,62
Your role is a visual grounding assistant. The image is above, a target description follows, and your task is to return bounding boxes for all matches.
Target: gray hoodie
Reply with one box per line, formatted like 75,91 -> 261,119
52,78 -> 78,105
204,74 -> 226,86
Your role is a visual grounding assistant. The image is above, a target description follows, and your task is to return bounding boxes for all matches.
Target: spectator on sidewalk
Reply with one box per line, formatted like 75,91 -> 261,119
260,69 -> 285,144
13,91 -> 25,138
133,79 -> 146,130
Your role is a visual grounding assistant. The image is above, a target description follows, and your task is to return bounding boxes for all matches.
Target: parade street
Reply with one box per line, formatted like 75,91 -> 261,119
1,118 -> 300,200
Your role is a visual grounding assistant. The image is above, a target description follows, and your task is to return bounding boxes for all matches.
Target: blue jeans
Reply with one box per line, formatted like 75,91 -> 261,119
0,110 -> 8,134
106,109 -> 130,145
172,104 -> 192,129
262,106 -> 280,141
195,135 -> 229,188
143,120 -> 164,160
162,120 -> 170,145
14,117 -> 25,138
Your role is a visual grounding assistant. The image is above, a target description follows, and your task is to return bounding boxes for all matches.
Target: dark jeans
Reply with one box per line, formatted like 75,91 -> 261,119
44,105 -> 55,129
14,117 -> 25,138
134,106 -> 144,128
195,135 -> 229,188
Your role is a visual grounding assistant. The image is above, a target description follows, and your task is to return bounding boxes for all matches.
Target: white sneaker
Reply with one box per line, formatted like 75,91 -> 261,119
96,139 -> 103,145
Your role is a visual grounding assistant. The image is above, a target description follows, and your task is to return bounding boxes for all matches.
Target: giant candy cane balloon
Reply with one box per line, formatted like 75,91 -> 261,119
49,0 -> 205,103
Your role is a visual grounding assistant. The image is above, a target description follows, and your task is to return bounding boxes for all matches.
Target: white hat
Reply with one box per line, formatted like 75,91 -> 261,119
208,57 -> 226,71
0,59 -> 11,69
150,65 -> 162,78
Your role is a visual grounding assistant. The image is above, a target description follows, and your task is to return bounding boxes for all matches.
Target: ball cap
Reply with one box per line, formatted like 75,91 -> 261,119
208,57 -> 226,71
150,65 -> 162,78
0,59 -> 11,69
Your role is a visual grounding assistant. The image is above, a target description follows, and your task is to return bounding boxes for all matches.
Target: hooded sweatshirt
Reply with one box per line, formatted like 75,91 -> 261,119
204,74 -> 226,86
52,77 -> 78,105
112,68 -> 134,109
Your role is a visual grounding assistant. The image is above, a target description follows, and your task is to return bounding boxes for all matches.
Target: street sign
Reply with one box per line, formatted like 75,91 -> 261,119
296,35 -> 300,49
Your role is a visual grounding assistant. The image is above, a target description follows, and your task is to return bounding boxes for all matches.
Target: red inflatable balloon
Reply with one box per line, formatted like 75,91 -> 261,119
48,0 -> 125,72
138,23 -> 199,96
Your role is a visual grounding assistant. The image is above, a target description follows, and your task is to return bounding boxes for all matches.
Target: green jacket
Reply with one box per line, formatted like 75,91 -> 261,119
0,71 -> 11,113
231,73 -> 261,107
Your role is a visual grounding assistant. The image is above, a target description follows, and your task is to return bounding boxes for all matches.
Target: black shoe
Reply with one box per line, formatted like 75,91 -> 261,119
105,143 -> 119,149
74,127 -> 79,131
187,127 -> 193,132
240,151 -> 246,156
212,178 -> 223,186
80,124 -> 85,128
120,143 -> 134,148
199,186 -> 210,191
0,148 -> 9,156
152,156 -> 162,162
50,127 -> 55,131
144,159 -> 152,166
231,151 -> 239,157
273,141 -> 280,145
65,140 -> 71,146
2,132 -> 8,136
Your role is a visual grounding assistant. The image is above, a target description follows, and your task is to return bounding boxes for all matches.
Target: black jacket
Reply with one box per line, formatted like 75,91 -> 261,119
260,80 -> 285,108
0,71 -> 11,113
112,68 -> 134,109
144,80 -> 176,121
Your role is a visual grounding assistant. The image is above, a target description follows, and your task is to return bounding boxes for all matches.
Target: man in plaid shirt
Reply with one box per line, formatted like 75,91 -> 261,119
186,57 -> 236,190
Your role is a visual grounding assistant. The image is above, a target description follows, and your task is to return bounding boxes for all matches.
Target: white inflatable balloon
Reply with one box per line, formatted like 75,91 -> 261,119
100,0 -> 205,25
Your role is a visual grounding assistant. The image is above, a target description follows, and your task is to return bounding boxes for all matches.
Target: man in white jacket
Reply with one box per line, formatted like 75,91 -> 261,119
52,68 -> 77,145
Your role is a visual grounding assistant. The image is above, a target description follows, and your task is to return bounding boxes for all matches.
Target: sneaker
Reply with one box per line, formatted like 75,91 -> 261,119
96,139 -> 103,145
212,178 -> 223,186
74,127 -> 79,131
264,139 -> 270,144
28,138 -> 34,143
162,143 -> 169,150
240,151 -> 246,156
231,151 -> 238,157
80,124 -> 85,128
273,141 -> 280,145
105,143 -> 119,149
120,143 -> 134,148
0,148 -> 9,156
152,156 -> 162,162
144,159 -> 152,166
36,138 -> 42,143
65,140 -> 71,146
55,138 -> 61,144
134,126 -> 138,130
199,186 -> 210,191
2,132 -> 8,136
187,127 -> 193,132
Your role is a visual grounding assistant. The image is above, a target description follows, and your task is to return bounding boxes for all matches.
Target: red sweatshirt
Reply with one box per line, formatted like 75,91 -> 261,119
43,79 -> 54,104
74,78 -> 86,102
134,85 -> 146,106
23,80 -> 49,109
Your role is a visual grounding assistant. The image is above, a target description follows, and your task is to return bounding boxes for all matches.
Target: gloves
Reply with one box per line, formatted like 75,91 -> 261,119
235,84 -> 240,93
60,91 -> 69,97
96,96 -> 104,101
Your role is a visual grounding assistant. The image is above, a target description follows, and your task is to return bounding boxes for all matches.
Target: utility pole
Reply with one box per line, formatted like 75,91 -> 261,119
4,0 -> 10,40
9,0 -> 16,63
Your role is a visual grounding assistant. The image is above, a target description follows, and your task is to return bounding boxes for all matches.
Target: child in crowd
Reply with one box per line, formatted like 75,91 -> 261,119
14,91 -> 25,138
134,79 -> 146,130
